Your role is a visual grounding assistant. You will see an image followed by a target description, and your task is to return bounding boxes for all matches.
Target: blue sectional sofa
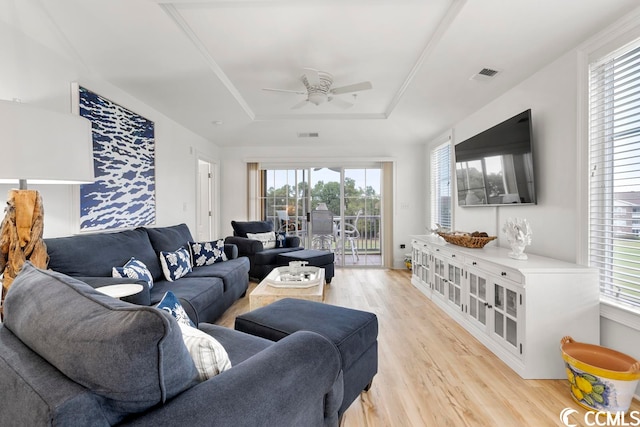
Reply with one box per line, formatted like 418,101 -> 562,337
44,223 -> 249,324
0,263 -> 343,426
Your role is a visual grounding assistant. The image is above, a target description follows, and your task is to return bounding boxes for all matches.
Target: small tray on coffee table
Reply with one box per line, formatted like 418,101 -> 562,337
264,266 -> 325,288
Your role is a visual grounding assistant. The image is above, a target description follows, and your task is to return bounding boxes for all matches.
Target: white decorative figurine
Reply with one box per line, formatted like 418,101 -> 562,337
502,218 -> 532,260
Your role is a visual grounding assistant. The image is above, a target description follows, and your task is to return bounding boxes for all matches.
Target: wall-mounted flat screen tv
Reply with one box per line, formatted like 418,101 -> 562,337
455,109 -> 536,207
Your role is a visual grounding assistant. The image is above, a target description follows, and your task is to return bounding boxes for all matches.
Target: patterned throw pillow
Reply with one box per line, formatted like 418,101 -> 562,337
156,291 -> 195,328
112,257 -> 154,289
246,231 -> 277,249
159,247 -> 192,282
189,240 -> 228,267
178,322 -> 232,381
275,231 -> 287,248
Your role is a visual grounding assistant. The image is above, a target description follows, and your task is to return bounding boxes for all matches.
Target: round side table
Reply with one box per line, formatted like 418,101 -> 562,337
95,284 -> 143,299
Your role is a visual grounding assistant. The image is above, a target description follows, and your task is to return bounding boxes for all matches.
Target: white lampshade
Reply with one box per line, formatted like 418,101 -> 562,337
0,100 -> 94,185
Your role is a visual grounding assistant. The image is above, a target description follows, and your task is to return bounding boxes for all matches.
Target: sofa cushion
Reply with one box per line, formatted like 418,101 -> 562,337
3,263 -> 199,419
144,223 -> 193,253
231,220 -> 273,238
149,277 -> 224,321
189,239 -> 227,266
159,247 -> 192,281
187,257 -> 250,292
156,291 -> 196,327
112,257 -> 154,289
45,227 -> 163,282
178,323 -> 232,381
198,323 -> 273,366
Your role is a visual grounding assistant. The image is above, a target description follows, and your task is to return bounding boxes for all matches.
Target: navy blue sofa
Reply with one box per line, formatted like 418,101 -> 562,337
225,220 -> 303,280
0,263 -> 343,426
45,223 -> 249,324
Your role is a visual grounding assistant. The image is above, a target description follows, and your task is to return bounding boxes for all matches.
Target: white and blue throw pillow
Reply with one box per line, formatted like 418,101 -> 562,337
156,291 -> 195,328
189,239 -> 228,267
159,247 -> 192,282
178,323 -> 232,381
156,291 -> 231,381
275,232 -> 287,248
112,257 -> 154,289
246,231 -> 277,249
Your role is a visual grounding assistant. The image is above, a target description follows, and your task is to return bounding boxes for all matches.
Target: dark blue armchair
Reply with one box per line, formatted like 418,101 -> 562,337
225,221 -> 303,280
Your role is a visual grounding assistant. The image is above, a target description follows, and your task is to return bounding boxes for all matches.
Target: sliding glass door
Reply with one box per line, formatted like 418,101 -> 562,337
342,168 -> 381,267
260,169 -> 309,241
259,165 -> 383,268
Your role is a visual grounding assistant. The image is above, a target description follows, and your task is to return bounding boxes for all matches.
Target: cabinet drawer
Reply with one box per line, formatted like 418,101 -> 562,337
465,258 -> 522,284
431,246 -> 464,263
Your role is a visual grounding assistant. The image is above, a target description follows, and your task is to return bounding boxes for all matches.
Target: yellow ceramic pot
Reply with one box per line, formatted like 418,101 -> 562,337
561,336 -> 640,412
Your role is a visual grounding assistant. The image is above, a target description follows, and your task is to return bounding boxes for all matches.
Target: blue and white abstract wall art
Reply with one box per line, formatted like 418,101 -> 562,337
78,86 -> 156,231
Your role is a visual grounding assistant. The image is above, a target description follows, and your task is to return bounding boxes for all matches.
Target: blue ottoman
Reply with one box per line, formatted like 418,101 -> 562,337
277,249 -> 335,283
235,298 -> 378,418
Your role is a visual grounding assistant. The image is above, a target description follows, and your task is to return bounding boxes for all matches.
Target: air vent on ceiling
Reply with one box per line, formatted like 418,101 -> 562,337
470,67 -> 501,82
297,132 -> 319,138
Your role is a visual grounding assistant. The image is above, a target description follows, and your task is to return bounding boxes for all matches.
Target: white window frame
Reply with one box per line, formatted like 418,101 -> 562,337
430,135 -> 453,230
579,15 -> 640,329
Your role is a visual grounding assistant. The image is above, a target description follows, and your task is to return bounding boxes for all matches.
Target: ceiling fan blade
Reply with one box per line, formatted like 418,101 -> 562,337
330,81 -> 372,95
328,96 -> 353,109
303,68 -> 321,86
291,99 -> 308,109
262,88 -> 307,95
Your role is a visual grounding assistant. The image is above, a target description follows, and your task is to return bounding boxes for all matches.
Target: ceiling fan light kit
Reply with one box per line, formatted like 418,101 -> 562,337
262,68 -> 372,109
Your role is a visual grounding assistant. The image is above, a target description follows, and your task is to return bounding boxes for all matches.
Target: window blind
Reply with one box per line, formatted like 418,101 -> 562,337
589,41 -> 640,310
431,141 -> 452,229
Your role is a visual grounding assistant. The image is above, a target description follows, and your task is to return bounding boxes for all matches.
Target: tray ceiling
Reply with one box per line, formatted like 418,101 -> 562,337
1,0 -> 639,146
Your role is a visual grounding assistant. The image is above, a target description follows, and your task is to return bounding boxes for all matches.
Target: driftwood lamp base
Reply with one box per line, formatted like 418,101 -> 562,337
0,189 -> 49,297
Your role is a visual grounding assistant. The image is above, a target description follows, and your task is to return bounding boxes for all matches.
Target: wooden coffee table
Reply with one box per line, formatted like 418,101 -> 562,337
250,267 -> 325,310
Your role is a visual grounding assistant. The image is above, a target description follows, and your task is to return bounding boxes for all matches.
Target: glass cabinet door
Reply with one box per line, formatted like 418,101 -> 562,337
421,248 -> 430,283
493,282 -> 521,354
468,272 -> 488,328
412,244 -> 421,277
433,256 -> 446,297
447,263 -> 462,307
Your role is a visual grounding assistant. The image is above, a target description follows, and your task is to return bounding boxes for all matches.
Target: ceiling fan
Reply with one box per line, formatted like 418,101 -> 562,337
262,68 -> 372,109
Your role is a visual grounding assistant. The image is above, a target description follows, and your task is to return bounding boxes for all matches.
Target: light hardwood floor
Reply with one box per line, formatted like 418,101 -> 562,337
217,268 -> 640,427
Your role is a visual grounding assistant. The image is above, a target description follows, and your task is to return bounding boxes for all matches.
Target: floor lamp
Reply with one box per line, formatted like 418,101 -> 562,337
0,99 -> 94,304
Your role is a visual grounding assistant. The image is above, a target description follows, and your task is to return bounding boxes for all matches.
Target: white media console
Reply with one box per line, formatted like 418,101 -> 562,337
410,234 -> 600,379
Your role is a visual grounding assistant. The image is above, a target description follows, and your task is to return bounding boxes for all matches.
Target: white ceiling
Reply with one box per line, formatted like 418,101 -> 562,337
2,0 -> 639,147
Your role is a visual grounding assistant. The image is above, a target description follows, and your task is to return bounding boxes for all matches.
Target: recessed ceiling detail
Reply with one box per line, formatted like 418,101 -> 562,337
156,0 -> 464,121
16,0 -> 636,146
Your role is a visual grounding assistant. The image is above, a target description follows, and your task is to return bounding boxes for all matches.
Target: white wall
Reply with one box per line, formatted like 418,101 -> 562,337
0,19 -> 218,238
219,143 -> 424,269
449,50 -> 580,263
424,13 -> 640,392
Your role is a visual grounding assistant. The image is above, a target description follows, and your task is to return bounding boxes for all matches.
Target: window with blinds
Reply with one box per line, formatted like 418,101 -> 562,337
431,141 -> 452,229
589,40 -> 640,310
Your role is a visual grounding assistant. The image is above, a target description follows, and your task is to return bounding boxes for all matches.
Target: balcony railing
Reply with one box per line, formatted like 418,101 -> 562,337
267,213 -> 382,265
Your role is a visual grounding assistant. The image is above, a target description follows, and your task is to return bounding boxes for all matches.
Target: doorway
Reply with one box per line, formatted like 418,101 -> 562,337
310,167 -> 382,267
259,165 -> 383,268
196,159 -> 216,241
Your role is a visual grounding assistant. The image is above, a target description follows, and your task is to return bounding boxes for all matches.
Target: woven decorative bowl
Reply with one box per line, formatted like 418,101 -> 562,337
437,232 -> 497,249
